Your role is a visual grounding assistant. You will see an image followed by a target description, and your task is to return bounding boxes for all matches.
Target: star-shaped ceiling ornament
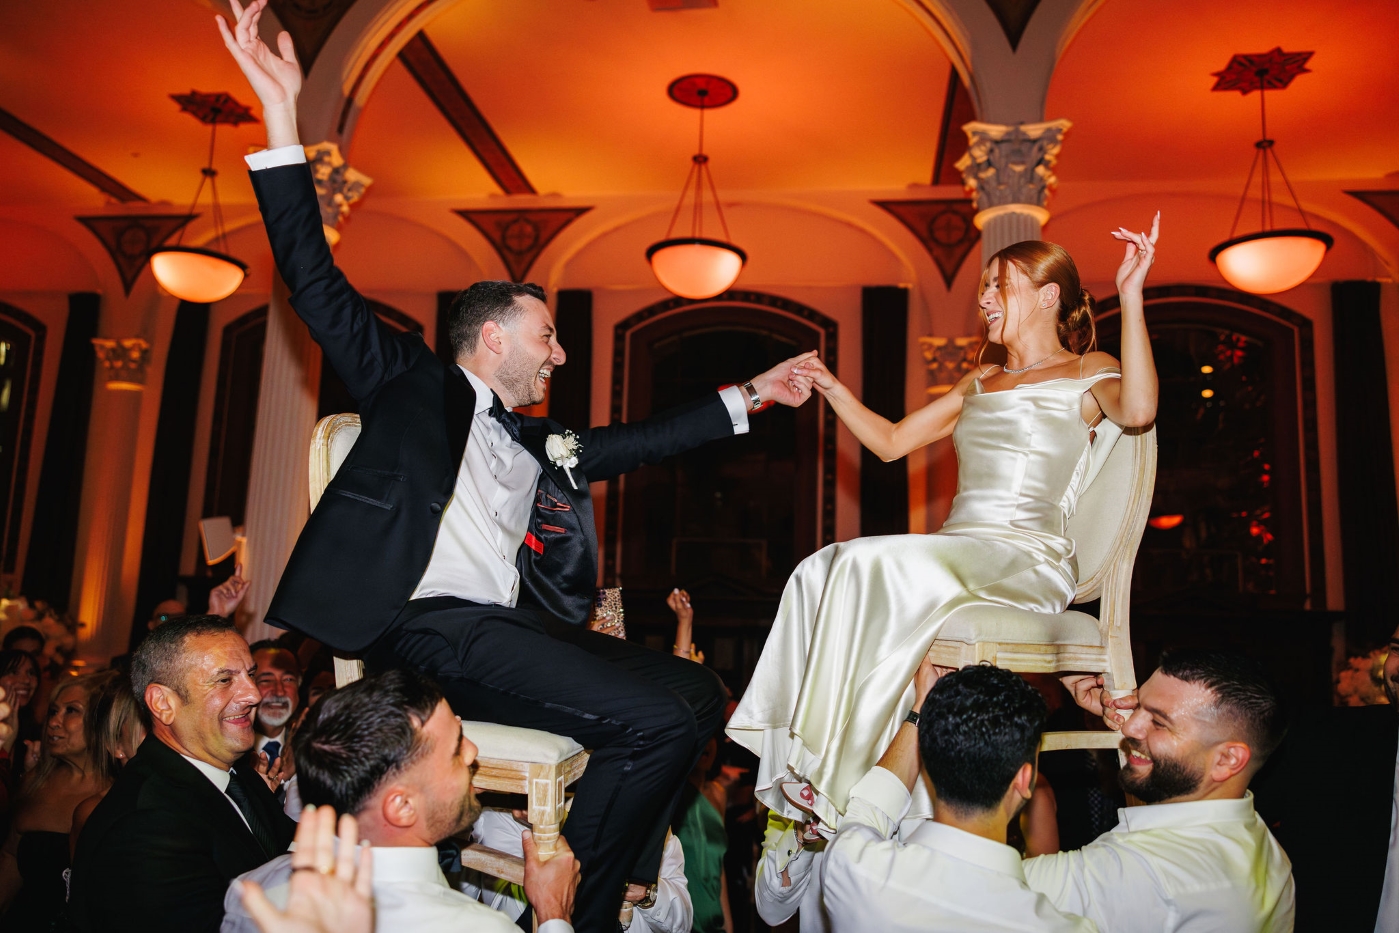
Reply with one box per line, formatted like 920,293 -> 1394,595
170,91 -> 260,126
1210,48 -> 1313,94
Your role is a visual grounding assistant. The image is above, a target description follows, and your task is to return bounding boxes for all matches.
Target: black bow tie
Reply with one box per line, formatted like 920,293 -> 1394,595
488,391 -> 522,442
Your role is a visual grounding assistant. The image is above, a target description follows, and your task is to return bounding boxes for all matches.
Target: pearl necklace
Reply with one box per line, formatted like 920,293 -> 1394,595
1003,347 -> 1064,375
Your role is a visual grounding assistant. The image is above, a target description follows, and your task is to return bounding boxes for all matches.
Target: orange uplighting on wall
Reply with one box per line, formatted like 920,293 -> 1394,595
1148,514 -> 1185,530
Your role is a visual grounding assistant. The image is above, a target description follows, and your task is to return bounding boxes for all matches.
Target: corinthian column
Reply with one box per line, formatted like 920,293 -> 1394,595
956,119 -> 1072,260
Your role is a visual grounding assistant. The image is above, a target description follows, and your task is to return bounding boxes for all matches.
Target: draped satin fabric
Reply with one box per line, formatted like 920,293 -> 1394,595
727,370 -> 1123,826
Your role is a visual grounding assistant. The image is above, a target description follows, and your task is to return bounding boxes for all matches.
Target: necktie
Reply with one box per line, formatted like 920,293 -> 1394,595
488,391 -> 523,442
225,768 -> 280,857
261,740 -> 282,765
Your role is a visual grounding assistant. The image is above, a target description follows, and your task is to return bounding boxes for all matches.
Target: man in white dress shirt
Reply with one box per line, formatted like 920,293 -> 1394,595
823,661 -> 1097,932
1380,628 -> 1399,933
1040,649 -> 1295,932
223,668 -> 580,933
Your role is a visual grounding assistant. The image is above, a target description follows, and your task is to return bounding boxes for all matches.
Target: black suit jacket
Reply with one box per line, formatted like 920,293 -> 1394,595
1252,703 -> 1398,932
68,737 -> 295,933
250,163 -> 737,651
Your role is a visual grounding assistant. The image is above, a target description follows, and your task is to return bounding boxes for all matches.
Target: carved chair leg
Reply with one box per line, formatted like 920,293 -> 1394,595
527,760 -> 567,860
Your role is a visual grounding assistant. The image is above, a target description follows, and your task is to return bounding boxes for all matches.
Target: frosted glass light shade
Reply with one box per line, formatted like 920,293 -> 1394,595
1208,229 -> 1332,295
646,237 -> 746,300
150,246 -> 248,303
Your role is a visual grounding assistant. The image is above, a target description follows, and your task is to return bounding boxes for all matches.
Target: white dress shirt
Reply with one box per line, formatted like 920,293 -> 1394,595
1377,737 -> 1399,933
222,845 -> 572,933
181,753 -> 251,832
1023,792 -> 1294,933
461,809 -> 691,933
823,766 -> 1098,932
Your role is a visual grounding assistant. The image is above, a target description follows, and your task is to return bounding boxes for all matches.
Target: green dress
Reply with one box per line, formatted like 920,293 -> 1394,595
675,787 -> 727,933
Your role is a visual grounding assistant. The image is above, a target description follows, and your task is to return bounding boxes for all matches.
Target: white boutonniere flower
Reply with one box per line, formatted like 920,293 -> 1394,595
544,431 -> 583,489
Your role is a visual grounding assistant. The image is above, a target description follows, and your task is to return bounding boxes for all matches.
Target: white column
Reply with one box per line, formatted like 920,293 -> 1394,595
956,119 -> 1072,261
241,273 -> 321,643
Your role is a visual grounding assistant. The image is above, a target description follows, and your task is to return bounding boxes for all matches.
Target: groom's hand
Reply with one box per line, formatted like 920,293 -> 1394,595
216,0 -> 302,148
750,350 -> 818,408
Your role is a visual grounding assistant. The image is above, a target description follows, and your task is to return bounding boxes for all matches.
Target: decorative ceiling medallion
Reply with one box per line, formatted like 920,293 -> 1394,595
1345,190 -> 1399,233
455,208 -> 592,282
667,74 -> 738,109
75,214 -> 194,295
873,199 -> 981,289
1210,48 -> 1313,94
270,0 -> 360,74
170,91 -> 259,126
982,0 -> 1042,52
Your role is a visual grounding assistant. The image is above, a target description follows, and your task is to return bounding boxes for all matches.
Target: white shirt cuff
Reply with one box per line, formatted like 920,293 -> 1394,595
719,385 -> 751,435
537,921 -> 573,933
245,145 -> 308,171
848,766 -> 913,824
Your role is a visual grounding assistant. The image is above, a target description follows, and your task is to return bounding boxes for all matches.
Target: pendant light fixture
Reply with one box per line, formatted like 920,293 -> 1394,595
1208,49 -> 1331,295
149,92 -> 252,304
647,74 -> 746,300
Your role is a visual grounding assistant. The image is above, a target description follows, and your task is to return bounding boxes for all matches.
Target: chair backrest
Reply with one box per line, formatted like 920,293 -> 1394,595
1066,423 -> 1157,603
309,413 -> 362,510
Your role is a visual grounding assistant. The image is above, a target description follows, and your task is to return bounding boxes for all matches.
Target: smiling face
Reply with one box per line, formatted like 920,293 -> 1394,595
1118,671 -> 1252,803
978,258 -> 1059,347
495,296 -> 565,408
45,683 -> 91,762
252,646 -> 300,734
410,701 -> 483,841
0,655 -> 39,710
158,631 -> 260,769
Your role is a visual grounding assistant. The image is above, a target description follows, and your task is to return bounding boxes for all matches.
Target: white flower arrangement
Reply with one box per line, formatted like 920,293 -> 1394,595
544,431 -> 583,489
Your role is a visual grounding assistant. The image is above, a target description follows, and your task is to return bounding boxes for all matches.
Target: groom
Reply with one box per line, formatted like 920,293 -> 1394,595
217,3 -> 812,929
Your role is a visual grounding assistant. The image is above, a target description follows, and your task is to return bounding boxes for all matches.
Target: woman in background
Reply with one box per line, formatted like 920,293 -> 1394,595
0,670 -> 122,930
69,674 -> 145,856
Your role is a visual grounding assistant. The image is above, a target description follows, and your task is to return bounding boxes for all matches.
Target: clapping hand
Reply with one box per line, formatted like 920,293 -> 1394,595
238,804 -> 372,933
1111,212 -> 1159,298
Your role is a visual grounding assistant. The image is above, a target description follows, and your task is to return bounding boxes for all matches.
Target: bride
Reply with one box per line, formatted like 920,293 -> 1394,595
727,219 -> 1161,825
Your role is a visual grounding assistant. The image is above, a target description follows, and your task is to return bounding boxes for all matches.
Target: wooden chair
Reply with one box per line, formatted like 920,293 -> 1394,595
309,413 -> 590,879
925,423 -> 1158,753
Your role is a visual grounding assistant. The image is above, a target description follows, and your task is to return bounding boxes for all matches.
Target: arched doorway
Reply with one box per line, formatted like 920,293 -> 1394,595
1097,285 -> 1326,610
604,291 -> 837,690
0,302 -> 45,577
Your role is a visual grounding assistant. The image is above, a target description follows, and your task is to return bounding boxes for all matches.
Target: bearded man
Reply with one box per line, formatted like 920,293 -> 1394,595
215,4 -> 814,929
1044,649 -> 1296,933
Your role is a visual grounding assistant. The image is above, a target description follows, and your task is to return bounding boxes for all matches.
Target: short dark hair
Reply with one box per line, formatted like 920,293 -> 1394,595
130,614 -> 238,711
0,647 -> 38,682
3,625 -> 44,650
448,280 -> 546,357
918,665 -> 1047,815
1157,648 -> 1284,763
293,668 -> 445,816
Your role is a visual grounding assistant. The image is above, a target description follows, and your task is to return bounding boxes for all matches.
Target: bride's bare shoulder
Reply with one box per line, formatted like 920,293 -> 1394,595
1081,349 -> 1120,372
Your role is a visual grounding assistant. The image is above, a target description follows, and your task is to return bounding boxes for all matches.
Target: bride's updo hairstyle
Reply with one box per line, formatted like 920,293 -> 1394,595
982,240 -> 1097,355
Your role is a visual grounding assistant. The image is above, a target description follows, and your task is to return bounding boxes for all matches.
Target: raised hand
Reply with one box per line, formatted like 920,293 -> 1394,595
208,563 -> 251,618
750,351 -> 819,408
1111,212 -> 1160,298
216,0 -> 301,109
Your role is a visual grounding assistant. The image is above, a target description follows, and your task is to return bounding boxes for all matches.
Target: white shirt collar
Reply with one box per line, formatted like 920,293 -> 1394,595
367,845 -> 450,888
1115,790 -> 1257,832
458,365 -> 496,416
255,730 -> 287,751
904,820 -> 1026,879
180,753 -> 231,792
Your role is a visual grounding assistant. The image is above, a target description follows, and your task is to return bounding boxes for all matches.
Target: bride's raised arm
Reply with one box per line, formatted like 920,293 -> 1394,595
1085,213 -> 1161,427
790,355 -> 976,462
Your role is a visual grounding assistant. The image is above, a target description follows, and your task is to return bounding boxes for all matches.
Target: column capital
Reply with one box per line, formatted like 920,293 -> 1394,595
956,119 -> 1072,226
305,142 -> 373,247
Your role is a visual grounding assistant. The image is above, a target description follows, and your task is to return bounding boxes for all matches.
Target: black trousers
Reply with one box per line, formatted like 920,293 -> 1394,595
367,597 -> 726,933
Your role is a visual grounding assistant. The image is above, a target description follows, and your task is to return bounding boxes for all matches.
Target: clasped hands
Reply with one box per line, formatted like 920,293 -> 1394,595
1060,674 -> 1138,730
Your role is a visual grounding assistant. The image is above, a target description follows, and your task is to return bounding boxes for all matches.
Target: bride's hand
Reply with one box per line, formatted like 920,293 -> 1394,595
1111,212 -> 1159,298
792,355 -> 839,395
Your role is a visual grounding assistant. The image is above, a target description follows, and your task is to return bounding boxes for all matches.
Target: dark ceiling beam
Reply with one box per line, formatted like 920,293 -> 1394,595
397,32 -> 536,195
0,106 -> 147,203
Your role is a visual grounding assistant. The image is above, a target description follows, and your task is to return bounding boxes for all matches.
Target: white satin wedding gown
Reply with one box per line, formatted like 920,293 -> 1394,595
727,366 -> 1123,825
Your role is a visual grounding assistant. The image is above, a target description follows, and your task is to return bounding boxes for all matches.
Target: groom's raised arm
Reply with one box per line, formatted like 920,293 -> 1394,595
220,0 -> 416,401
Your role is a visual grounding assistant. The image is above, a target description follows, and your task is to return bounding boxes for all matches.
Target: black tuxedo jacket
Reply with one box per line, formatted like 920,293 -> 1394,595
1251,703 -> 1399,931
250,163 -> 737,652
67,737 -> 295,933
